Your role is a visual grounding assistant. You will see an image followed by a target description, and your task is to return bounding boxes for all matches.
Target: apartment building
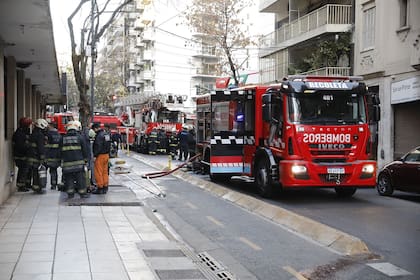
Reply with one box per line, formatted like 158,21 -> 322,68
259,0 -> 354,83
354,0 -> 420,168
102,0 -> 221,119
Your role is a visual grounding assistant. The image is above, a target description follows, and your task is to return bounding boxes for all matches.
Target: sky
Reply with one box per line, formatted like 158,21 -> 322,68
49,0 -> 274,70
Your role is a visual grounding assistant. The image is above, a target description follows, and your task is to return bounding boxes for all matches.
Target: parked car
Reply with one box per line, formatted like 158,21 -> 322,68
376,146 -> 420,196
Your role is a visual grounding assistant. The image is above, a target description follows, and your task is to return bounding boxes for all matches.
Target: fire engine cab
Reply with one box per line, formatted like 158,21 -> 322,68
196,76 -> 381,198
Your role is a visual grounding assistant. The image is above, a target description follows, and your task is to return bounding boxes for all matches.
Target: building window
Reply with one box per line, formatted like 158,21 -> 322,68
399,0 -> 408,28
362,6 -> 375,50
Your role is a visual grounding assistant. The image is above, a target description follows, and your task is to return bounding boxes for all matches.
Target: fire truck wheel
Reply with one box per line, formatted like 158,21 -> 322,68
255,160 -> 274,198
334,187 -> 357,197
376,173 -> 394,196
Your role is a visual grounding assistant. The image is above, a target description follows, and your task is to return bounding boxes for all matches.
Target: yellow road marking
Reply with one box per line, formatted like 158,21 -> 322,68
185,202 -> 198,209
238,237 -> 261,251
283,266 -> 308,280
206,216 -> 224,227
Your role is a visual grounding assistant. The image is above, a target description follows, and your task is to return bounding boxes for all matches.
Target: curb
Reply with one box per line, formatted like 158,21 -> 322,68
133,154 -> 370,256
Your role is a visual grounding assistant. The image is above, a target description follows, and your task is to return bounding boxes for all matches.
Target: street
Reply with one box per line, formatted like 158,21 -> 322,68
121,152 -> 420,280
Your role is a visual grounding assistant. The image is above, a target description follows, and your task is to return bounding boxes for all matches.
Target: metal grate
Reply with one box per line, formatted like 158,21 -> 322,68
196,252 -> 236,280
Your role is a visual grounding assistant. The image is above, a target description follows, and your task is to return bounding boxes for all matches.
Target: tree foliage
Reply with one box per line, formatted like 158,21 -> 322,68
184,0 -> 253,86
67,0 -> 132,126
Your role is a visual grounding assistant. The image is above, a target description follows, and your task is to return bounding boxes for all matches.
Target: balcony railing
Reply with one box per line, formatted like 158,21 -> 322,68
193,45 -> 217,57
300,67 -> 351,76
260,4 -> 352,49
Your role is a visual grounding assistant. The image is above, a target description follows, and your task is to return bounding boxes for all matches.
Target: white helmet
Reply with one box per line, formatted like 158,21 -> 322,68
73,120 -> 82,131
182,124 -> 189,129
35,118 -> 48,129
66,121 -> 77,131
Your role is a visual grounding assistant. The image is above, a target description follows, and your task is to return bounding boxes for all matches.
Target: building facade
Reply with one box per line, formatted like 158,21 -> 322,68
0,0 -> 61,204
259,0 -> 354,83
354,0 -> 420,168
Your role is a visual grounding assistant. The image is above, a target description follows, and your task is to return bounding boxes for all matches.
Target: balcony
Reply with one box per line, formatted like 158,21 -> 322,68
192,45 -> 217,58
128,63 -> 137,70
134,19 -> 145,30
135,75 -> 144,84
259,0 -> 283,13
143,86 -> 154,96
192,66 -> 219,78
142,70 -> 153,80
300,67 -> 351,76
142,28 -> 155,41
260,4 -> 352,57
143,50 -> 153,61
135,37 -> 144,48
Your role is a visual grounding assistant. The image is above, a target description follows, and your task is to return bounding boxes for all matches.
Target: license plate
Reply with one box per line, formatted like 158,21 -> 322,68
327,167 -> 345,174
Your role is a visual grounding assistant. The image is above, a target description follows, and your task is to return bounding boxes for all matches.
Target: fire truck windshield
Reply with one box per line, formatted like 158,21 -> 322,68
288,92 -> 367,125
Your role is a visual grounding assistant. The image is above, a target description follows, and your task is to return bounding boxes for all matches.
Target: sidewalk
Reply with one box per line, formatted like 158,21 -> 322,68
0,159 -> 208,280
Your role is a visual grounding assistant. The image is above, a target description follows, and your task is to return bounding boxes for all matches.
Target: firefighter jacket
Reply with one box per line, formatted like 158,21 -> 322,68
169,134 -> 179,148
27,127 -> 46,167
59,129 -> 88,174
93,129 -> 111,157
148,130 -> 159,144
12,127 -> 30,162
45,128 -> 62,168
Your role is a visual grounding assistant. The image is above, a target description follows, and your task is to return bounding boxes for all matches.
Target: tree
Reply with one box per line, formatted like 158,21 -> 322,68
184,0 -> 253,86
67,0 -> 133,126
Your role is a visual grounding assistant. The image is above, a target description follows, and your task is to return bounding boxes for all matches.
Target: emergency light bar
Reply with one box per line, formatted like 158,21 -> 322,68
287,75 -> 363,82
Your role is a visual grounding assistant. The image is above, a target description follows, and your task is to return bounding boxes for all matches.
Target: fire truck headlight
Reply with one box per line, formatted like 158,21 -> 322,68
291,165 -> 309,179
362,164 -> 375,174
360,164 -> 375,179
291,165 -> 307,174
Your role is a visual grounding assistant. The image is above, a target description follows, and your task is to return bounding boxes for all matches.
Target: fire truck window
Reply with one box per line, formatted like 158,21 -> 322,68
289,93 -> 367,124
212,101 -> 230,133
244,101 -> 254,132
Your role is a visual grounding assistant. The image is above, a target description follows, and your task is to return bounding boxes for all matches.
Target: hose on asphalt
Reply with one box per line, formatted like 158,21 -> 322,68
141,153 -> 202,179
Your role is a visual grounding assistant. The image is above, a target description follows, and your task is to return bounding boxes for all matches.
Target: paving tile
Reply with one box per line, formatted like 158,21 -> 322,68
22,242 -> 55,252
123,259 -> 150,272
14,261 -> 53,274
19,251 -> 54,262
92,272 -> 129,280
3,222 -> 31,229
0,252 -> 19,263
111,233 -> 141,242
11,274 -> 51,280
55,241 -> 87,252
26,234 -> 56,243
54,251 -> 90,273
127,270 -> 157,280
51,273 -> 92,280
0,234 -> 26,243
0,242 -> 24,253
0,228 -> 29,235
29,227 -> 57,235
88,249 -> 121,261
89,258 -> 126,273
0,263 -> 16,280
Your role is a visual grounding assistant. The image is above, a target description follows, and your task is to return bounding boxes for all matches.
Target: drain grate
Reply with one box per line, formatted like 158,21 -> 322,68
197,252 -> 236,280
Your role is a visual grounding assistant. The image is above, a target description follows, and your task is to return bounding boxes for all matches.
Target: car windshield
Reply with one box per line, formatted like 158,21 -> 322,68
288,92 -> 367,125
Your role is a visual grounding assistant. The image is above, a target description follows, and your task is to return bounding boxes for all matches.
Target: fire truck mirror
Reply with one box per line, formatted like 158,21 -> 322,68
262,94 -> 272,122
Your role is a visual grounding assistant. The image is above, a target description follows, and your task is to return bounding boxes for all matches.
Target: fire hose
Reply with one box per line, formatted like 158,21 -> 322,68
141,153 -> 202,179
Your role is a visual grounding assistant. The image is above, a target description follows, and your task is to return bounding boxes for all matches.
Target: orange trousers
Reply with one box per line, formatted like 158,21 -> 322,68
94,153 -> 109,188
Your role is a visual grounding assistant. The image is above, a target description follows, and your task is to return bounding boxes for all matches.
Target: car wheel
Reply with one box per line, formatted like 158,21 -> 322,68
376,173 -> 394,196
334,187 -> 357,197
255,159 -> 274,198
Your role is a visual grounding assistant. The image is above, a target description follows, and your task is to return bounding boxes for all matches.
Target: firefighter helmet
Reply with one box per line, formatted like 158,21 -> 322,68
73,120 -> 82,131
19,117 -> 32,128
66,121 -> 78,131
35,118 -> 48,129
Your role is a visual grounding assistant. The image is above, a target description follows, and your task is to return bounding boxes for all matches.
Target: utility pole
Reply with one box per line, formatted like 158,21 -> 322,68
90,0 -> 95,121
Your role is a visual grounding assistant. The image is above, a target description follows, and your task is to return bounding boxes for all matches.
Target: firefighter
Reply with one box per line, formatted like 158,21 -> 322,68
45,121 -> 62,190
157,126 -> 167,154
60,121 -> 89,199
148,127 -> 159,155
27,118 -> 48,194
178,124 -> 190,161
12,117 -> 32,192
92,123 -> 112,194
168,128 -> 179,160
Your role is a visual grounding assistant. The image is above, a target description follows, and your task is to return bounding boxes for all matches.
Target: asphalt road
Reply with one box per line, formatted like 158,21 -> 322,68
124,153 -> 419,279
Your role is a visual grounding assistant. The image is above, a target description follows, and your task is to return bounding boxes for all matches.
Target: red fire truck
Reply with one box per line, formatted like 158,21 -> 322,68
132,108 -> 184,154
90,112 -> 138,147
45,112 -> 75,134
195,75 -> 381,198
